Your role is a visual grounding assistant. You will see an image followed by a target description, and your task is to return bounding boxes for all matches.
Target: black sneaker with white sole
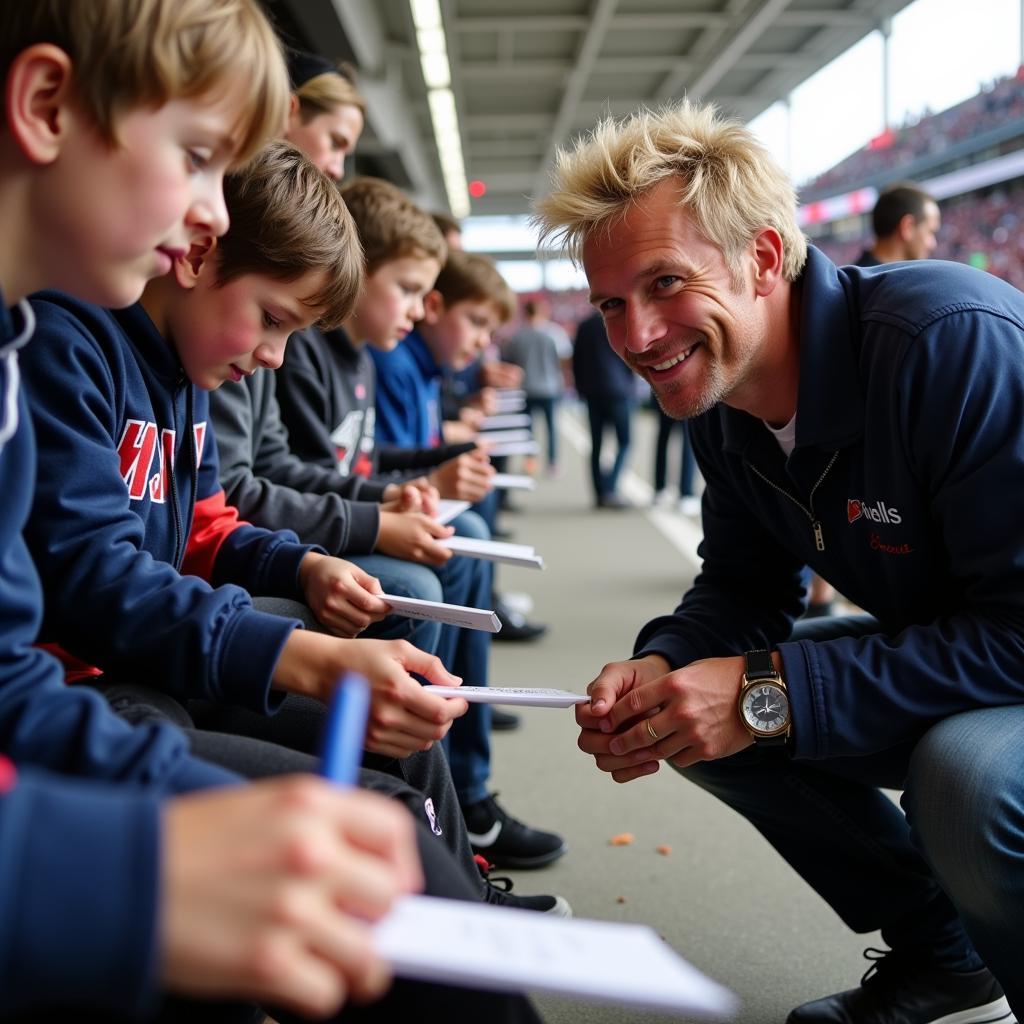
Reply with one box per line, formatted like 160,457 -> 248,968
787,947 -> 1015,1024
462,792 -> 567,869
476,856 -> 572,917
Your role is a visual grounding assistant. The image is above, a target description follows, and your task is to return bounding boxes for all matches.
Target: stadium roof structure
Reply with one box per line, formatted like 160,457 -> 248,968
267,0 -> 914,218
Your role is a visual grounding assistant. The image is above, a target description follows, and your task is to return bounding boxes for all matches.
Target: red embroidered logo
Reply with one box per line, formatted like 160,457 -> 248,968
847,497 -> 902,525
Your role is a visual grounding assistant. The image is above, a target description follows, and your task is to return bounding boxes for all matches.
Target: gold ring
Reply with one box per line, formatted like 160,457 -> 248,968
646,718 -> 659,742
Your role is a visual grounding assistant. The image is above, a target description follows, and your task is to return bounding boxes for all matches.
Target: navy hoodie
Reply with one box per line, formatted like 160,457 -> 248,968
635,248 -> 1024,760
0,293 -> 237,1016
21,294 -> 318,713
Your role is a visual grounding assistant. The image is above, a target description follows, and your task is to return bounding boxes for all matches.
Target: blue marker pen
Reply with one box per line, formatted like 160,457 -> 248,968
320,672 -> 371,787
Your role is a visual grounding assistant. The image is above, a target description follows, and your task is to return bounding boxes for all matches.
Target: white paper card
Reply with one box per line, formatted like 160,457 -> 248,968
441,535 -> 544,569
434,499 -> 470,525
493,388 -> 526,399
423,685 -> 589,707
373,895 -> 738,1018
479,429 -> 533,444
480,414 -> 532,429
483,440 -> 540,457
380,594 -> 500,632
491,473 -> 536,491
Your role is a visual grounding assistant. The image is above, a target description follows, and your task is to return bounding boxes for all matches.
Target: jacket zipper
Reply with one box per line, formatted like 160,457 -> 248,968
167,377 -> 192,570
744,450 -> 839,552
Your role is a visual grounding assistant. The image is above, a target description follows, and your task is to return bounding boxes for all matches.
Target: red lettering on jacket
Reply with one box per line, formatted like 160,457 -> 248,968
117,420 -> 157,500
870,532 -> 914,555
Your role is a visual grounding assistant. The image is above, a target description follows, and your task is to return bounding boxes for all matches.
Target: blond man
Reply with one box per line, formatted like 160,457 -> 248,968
535,100 -> 1024,1022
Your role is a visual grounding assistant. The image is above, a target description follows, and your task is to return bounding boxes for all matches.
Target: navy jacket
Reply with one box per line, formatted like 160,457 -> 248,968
635,248 -> 1024,760
0,294 -> 236,1016
21,294 -> 316,713
572,311 -> 637,399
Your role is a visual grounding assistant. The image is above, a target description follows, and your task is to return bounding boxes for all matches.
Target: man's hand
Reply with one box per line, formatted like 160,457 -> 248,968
275,632 -> 468,758
376,511 -> 454,565
577,654 -> 753,783
427,449 -> 494,502
161,780 -> 421,1018
299,553 -> 390,638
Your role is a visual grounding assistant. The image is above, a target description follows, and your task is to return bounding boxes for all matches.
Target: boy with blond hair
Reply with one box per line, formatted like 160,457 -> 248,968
0,2 -> 426,1018
275,177 -> 567,870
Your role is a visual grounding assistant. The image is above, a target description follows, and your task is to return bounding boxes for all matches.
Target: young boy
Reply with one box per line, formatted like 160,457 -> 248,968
275,177 -> 566,870
0,2 -> 422,1018
23,142 -> 471,765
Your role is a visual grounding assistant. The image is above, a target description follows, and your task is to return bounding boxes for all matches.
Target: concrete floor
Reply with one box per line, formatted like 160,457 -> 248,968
484,404 -> 878,1024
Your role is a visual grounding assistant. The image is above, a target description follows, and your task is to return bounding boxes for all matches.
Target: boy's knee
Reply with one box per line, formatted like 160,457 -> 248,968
452,509 -> 490,541
385,562 -> 444,604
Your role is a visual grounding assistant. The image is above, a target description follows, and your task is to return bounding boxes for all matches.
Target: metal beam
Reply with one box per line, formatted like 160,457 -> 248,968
328,0 -> 444,209
659,0 -> 794,100
532,0 -> 620,200
453,13 -> 731,33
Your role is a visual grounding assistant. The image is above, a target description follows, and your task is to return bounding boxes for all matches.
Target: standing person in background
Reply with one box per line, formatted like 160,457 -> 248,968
572,311 -> 638,509
502,298 -> 569,476
856,182 -> 941,267
652,407 -> 699,515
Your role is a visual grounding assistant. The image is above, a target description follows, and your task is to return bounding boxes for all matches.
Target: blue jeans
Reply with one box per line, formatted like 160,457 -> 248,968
675,615 -> 1024,1011
526,395 -> 559,467
585,396 -> 633,500
347,553 -> 442,655
436,510 -> 493,805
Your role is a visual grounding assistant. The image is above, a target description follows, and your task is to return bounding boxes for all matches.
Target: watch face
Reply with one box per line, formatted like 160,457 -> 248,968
741,682 -> 790,736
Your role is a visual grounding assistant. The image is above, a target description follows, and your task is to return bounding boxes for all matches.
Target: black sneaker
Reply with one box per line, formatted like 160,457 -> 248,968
476,856 -> 572,917
491,707 -> 522,731
493,601 -> 548,642
787,947 -> 1014,1024
462,792 -> 567,869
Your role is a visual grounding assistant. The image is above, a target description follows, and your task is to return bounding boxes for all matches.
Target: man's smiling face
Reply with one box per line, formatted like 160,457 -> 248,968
583,177 -> 770,421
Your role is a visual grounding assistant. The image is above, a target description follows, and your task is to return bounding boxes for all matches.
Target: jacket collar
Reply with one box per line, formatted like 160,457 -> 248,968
403,329 -> 443,380
720,246 -> 864,458
112,302 -> 186,387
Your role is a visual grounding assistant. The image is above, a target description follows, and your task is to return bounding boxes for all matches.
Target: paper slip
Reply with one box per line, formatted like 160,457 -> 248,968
434,499 -> 470,525
491,473 -> 536,491
480,414 -> 532,429
380,594 -> 500,632
483,440 -> 540,458
423,685 -> 589,708
373,895 -> 738,1018
479,429 -> 533,444
441,535 -> 544,569
493,387 -> 525,399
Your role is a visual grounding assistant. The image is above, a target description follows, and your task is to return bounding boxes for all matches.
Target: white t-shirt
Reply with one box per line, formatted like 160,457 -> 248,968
764,412 -> 797,456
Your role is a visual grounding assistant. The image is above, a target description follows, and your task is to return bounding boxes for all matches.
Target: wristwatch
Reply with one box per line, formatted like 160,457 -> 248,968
738,649 -> 791,746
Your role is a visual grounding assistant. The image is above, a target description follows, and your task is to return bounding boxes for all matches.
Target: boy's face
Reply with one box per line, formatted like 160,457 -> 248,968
167,261 -> 328,390
35,91 -> 244,309
424,297 -> 501,371
355,255 -> 441,351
